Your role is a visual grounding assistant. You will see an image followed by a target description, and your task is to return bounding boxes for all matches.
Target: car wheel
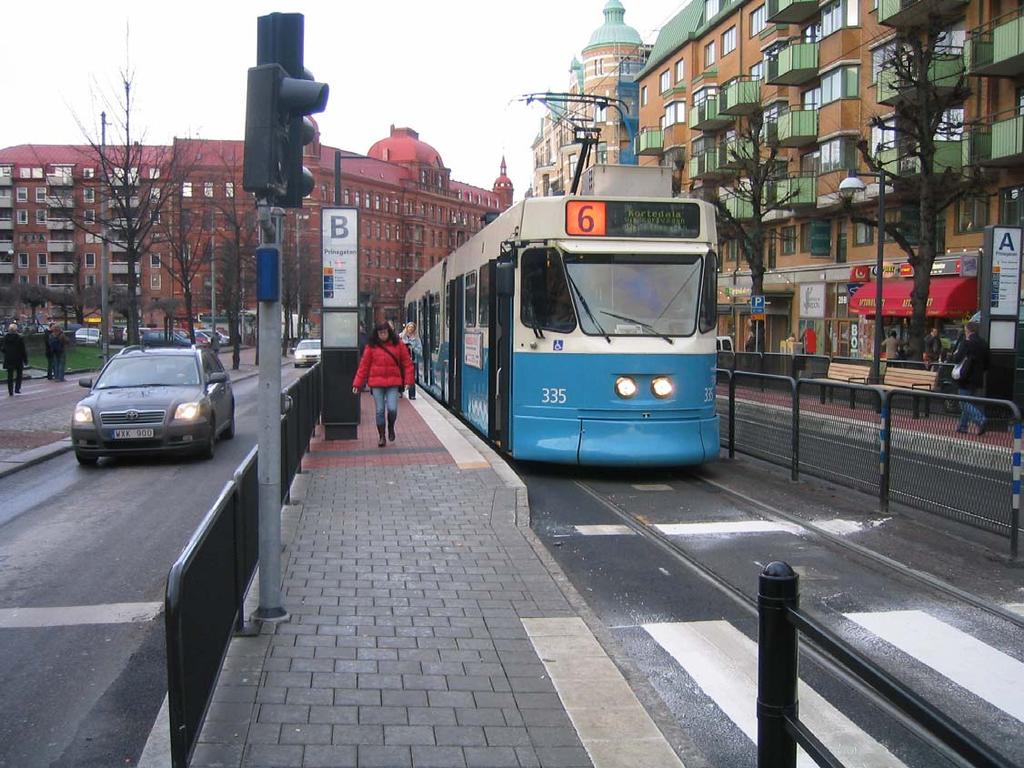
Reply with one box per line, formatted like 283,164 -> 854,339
201,419 -> 216,460
75,452 -> 98,466
223,409 -> 235,440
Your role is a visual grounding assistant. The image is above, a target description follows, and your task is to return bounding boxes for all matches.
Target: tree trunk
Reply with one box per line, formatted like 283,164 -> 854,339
184,290 -> 195,344
908,177 -> 938,361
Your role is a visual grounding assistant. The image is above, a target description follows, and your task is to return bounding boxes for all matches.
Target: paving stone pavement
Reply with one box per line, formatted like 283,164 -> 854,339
192,396 -> 597,768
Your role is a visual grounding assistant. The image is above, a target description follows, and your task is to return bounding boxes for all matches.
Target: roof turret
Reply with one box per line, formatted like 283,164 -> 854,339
584,0 -> 642,52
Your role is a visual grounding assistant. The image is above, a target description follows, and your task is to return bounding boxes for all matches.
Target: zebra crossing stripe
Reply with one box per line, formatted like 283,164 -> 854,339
845,610 -> 1024,722
643,621 -> 906,768
574,525 -> 636,536
653,521 -> 803,536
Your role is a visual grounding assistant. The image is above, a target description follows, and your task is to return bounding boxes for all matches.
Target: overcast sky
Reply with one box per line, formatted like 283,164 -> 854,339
2,0 -> 685,199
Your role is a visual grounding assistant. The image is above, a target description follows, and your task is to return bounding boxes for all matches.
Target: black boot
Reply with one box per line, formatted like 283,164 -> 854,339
387,412 -> 396,442
377,425 -> 386,448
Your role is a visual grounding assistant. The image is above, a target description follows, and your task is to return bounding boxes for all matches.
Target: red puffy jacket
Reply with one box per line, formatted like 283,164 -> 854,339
353,341 -> 414,389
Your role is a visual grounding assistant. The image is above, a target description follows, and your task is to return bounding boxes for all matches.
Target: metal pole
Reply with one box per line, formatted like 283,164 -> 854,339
872,170 -> 886,384
100,112 -> 110,362
757,561 -> 799,768
255,202 -> 287,623
210,249 -> 218,352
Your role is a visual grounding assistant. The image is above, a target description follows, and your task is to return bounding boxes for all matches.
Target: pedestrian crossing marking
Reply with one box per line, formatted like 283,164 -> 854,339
632,484 -> 673,491
653,521 -> 803,536
574,524 -> 635,536
1005,603 -> 1024,617
846,610 -> 1024,722
643,621 -> 906,768
0,602 -> 163,628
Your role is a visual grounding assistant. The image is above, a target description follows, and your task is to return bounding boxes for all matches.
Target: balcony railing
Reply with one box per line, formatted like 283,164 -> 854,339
47,262 -> 76,275
966,9 -> 1024,77
0,219 -> 12,231
766,0 -> 819,24
0,196 -> 13,208
722,190 -> 754,220
766,43 -> 819,86
47,240 -> 75,253
877,51 -> 965,105
46,219 -> 75,230
0,262 -> 13,275
689,95 -> 732,131
878,140 -> 963,175
688,148 -> 727,180
878,0 -> 970,28
963,114 -> 1024,167
770,174 -> 818,208
46,173 -> 73,187
48,194 -> 74,208
774,108 -> 819,147
0,176 -> 12,187
720,77 -> 762,115
719,137 -> 756,169
637,128 -> 664,156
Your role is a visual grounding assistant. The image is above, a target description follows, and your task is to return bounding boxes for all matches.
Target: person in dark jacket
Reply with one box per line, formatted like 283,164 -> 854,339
352,322 -> 414,447
951,321 -> 990,435
48,324 -> 68,381
924,327 -> 943,366
2,323 -> 28,396
43,326 -> 54,379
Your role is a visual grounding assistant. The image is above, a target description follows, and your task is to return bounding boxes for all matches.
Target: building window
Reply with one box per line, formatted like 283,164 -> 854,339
750,61 -> 764,80
17,210 -> 28,225
85,253 -> 96,268
781,226 -> 796,254
722,27 -> 737,56
821,0 -> 858,37
203,182 -> 214,198
18,253 -> 28,268
150,253 -> 161,268
16,187 -> 27,202
675,59 -> 685,82
38,275 -> 47,286
151,274 -> 161,290
819,137 -> 858,173
854,221 -> 874,245
83,188 -> 95,203
660,70 -> 671,93
751,4 -> 767,35
665,101 -> 686,126
705,0 -> 720,19
37,253 -> 47,267
35,187 -> 46,203
641,86 -> 648,107
86,275 -> 96,287
821,66 -> 858,104
705,41 -> 717,68
595,102 -> 607,122
343,189 -> 350,204
84,210 -> 95,223
225,182 -> 234,198
871,41 -> 898,83
182,182 -> 192,197
957,196 -> 988,233
596,142 -> 608,164
36,209 -> 47,224
83,168 -> 94,179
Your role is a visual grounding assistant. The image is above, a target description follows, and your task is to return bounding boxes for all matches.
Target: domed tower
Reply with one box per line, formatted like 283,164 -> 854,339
368,125 -> 451,188
493,157 -> 514,210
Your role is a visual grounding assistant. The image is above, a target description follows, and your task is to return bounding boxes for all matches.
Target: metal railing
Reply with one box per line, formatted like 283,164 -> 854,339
718,369 -> 1022,556
164,365 -> 321,768
757,561 -> 1017,768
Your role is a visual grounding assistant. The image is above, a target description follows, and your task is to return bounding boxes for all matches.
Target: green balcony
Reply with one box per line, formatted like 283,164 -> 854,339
770,174 -> 818,209
719,137 -> 755,169
877,53 -> 965,105
720,78 -> 762,116
689,96 -> 732,131
964,115 -> 1024,167
722,190 -> 754,220
774,109 -> 818,147
766,0 -> 819,24
878,0 -> 969,28
766,43 -> 819,86
689,148 -> 728,180
966,13 -> 1024,77
878,140 -> 963,175
637,129 -> 664,156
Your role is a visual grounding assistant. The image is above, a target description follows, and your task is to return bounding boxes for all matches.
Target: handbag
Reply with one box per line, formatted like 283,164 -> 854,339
952,358 -> 968,381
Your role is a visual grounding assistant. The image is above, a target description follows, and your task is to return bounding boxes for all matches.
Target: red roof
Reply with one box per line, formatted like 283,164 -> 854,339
367,126 -> 444,167
849,277 -> 977,318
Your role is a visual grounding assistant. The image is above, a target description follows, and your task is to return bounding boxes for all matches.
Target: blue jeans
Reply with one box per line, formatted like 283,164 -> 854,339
958,387 -> 985,431
53,355 -> 66,381
371,386 -> 399,427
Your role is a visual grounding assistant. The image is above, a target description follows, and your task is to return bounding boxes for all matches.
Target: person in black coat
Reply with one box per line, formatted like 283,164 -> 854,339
951,321 -> 990,435
43,326 -> 54,379
1,323 -> 29,396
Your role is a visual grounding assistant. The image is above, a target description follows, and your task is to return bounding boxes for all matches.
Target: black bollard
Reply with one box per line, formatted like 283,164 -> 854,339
757,561 -> 799,768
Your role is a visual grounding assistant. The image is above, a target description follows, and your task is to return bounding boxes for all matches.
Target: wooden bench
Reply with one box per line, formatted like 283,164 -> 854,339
825,362 -> 870,384
880,367 -> 938,391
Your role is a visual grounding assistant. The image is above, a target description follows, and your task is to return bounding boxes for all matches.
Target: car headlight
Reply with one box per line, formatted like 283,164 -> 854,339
651,376 -> 674,399
614,376 -> 638,399
174,402 -> 202,421
73,404 -> 93,424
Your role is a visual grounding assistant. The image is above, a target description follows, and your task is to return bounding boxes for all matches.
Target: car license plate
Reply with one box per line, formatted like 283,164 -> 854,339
112,428 -> 154,439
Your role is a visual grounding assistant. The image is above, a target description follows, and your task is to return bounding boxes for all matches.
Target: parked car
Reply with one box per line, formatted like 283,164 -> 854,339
293,339 -> 321,367
140,329 -> 191,348
75,327 -> 101,346
71,346 -> 235,465
193,330 -> 213,347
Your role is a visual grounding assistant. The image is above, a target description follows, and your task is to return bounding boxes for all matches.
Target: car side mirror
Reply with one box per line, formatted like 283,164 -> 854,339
208,371 -> 228,385
79,378 -> 93,389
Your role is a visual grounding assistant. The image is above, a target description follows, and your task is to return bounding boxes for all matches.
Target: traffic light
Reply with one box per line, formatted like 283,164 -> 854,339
242,13 -> 328,207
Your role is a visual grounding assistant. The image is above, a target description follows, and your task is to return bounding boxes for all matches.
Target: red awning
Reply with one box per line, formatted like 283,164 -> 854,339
849,277 -> 977,318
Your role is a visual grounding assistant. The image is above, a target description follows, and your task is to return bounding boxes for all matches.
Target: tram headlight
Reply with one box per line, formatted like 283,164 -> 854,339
651,376 -> 674,399
614,376 -> 638,399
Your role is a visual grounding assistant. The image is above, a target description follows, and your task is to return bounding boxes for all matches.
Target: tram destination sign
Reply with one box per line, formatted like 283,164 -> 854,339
565,200 -> 700,239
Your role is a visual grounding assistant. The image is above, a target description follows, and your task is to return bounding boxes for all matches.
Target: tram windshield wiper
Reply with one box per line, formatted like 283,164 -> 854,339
564,269 -> 610,343
600,310 -> 674,345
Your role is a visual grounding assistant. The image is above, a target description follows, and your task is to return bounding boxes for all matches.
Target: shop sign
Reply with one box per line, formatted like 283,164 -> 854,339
799,283 -> 826,319
990,227 -> 1022,318
960,254 -> 978,277
850,265 -> 871,282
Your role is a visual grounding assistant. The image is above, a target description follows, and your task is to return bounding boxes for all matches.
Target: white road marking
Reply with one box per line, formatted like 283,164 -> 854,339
814,518 -> 890,536
632,484 -> 673,491
574,524 -> 635,536
846,610 -> 1024,722
0,602 -> 163,628
406,395 -> 488,469
653,521 -> 803,536
644,621 -> 906,768
1004,603 -> 1024,617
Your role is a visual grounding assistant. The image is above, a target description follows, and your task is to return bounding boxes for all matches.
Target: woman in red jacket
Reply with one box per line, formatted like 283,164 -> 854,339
352,322 -> 415,447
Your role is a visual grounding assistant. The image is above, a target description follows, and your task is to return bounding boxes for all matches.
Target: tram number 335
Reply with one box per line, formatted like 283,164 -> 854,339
541,388 -> 568,404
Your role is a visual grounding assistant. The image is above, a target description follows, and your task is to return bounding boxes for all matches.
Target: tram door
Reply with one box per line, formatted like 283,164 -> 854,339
448,276 -> 464,413
419,296 -> 429,387
488,259 -> 513,449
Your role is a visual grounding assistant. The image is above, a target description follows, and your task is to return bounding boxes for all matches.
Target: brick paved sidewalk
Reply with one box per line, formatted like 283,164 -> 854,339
192,394 -> 598,768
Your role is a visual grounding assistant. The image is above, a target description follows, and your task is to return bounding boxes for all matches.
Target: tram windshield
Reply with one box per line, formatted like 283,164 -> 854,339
563,251 -> 704,338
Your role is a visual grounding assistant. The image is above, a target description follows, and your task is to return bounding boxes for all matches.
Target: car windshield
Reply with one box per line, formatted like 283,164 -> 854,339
563,252 -> 703,337
296,340 -> 320,350
95,356 -> 200,389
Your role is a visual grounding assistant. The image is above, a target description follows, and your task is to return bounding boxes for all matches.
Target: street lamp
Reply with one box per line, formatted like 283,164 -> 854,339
838,166 -> 889,384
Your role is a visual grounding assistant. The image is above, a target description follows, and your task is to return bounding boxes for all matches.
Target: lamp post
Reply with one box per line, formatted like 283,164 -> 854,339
295,211 -> 309,339
839,167 -> 889,384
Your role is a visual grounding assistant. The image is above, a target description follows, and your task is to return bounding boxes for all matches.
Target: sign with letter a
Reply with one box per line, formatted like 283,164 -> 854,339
322,208 -> 359,309
990,226 -> 1021,318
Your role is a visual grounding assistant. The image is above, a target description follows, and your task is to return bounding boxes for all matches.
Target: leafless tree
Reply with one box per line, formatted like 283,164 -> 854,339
149,296 -> 183,339
17,283 -> 49,326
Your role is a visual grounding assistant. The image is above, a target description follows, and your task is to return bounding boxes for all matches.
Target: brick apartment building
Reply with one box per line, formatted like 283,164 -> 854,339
629,0 -> 1023,356
0,123 -> 512,331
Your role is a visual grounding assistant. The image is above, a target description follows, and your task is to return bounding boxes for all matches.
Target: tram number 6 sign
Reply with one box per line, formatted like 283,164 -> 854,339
566,201 -> 607,237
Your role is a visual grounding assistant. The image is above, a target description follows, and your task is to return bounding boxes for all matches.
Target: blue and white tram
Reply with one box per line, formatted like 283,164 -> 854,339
404,192 -> 720,467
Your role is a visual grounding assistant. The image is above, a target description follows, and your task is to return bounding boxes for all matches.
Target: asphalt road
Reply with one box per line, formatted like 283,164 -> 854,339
0,365 -> 302,768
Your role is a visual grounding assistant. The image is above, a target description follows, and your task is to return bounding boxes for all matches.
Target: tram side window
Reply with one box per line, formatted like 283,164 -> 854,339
699,250 -> 717,334
430,293 -> 441,352
521,248 -> 576,333
406,302 -> 416,325
478,266 -> 490,328
465,271 -> 477,327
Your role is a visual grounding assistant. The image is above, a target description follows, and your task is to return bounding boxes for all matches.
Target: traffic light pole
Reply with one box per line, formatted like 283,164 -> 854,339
254,201 -> 288,623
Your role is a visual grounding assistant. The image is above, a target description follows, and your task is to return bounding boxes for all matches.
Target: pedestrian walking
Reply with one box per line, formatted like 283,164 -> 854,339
49,324 -> 68,381
399,321 -> 422,400
883,331 -> 899,360
951,321 -> 990,435
352,322 -> 414,448
2,323 -> 28,396
924,327 -> 943,366
43,325 -> 54,379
